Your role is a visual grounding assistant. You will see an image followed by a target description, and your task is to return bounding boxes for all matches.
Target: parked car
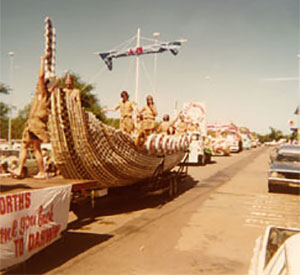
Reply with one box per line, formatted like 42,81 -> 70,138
268,145 -> 300,193
0,149 -> 39,177
241,133 -> 251,149
249,226 -> 300,275
265,140 -> 278,146
225,131 -> 242,153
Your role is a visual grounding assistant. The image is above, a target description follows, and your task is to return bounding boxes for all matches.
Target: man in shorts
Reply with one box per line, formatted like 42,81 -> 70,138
10,52 -> 60,179
103,91 -> 137,135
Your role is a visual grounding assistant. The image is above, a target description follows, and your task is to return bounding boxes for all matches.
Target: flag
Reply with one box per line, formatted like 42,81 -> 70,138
98,41 -> 182,71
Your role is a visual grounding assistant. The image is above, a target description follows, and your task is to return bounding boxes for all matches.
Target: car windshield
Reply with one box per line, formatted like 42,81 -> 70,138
276,153 -> 300,163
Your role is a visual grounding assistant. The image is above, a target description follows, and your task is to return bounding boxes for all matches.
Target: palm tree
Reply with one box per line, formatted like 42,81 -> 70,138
269,127 -> 283,141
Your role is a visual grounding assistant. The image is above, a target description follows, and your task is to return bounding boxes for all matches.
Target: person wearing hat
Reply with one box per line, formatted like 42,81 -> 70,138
157,112 -> 181,135
102,91 -> 137,135
63,73 -> 81,102
176,114 -> 189,136
139,95 -> 158,135
10,52 -> 60,179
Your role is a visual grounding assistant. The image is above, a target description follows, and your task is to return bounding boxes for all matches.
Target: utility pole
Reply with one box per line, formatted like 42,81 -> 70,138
135,28 -> 141,105
153,32 -> 160,97
8,51 -> 14,149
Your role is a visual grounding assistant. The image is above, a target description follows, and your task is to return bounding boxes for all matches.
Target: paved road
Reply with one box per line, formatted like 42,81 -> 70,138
8,146 -> 300,274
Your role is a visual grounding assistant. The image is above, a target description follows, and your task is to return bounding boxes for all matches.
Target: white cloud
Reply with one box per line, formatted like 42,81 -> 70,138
260,77 -> 299,82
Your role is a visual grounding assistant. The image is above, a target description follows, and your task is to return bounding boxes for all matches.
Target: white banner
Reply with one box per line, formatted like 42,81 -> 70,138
0,184 -> 72,270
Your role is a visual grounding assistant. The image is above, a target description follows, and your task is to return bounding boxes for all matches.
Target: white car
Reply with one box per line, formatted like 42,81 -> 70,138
249,226 -> 300,275
226,133 -> 241,152
0,149 -> 39,177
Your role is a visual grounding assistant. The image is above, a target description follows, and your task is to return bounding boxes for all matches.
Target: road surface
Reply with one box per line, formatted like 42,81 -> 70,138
8,146 -> 300,275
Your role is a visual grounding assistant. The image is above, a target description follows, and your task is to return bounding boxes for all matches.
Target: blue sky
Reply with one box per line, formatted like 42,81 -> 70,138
1,0 -> 299,134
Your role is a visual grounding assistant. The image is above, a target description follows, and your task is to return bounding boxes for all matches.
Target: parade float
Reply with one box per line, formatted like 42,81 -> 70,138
49,89 -> 189,187
220,122 -> 242,153
207,122 -> 243,155
207,123 -> 231,156
47,22 -> 189,187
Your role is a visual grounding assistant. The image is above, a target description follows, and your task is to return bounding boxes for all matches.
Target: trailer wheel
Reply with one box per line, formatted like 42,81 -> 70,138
168,176 -> 179,199
173,177 -> 178,196
168,178 -> 174,198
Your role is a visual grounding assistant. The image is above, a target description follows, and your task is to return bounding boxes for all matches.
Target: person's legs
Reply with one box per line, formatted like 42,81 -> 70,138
32,139 -> 45,176
15,142 -> 30,175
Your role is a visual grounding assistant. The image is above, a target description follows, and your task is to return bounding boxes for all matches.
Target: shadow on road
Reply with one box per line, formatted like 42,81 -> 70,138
69,175 -> 198,228
5,232 -> 113,275
183,160 -> 217,167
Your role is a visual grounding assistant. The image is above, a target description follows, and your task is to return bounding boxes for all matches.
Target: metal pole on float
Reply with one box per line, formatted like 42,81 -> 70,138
135,28 -> 140,105
8,51 -> 14,149
153,32 -> 160,98
297,54 -> 300,145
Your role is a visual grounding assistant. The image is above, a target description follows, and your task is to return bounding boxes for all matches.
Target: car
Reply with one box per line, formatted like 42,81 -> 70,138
225,131 -> 242,153
265,140 -> 278,146
241,133 -> 251,149
268,145 -> 300,193
249,226 -> 300,275
0,149 -> 39,177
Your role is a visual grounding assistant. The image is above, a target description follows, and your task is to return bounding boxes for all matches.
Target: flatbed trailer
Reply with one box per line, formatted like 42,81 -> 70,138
0,177 -> 99,194
0,155 -> 188,214
0,176 -> 107,212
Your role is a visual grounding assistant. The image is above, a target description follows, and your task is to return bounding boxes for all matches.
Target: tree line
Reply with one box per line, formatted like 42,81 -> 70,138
256,127 -> 297,144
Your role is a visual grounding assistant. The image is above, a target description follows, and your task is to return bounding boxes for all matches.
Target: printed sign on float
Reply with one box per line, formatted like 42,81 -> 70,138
0,184 -> 72,270
183,102 -> 207,136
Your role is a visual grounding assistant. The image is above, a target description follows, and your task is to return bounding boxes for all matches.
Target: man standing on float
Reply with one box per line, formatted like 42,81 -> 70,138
103,91 -> 137,135
139,95 -> 158,135
63,73 -> 81,102
10,52 -> 60,179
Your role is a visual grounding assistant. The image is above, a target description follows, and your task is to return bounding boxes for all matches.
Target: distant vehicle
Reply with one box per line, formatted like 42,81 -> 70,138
223,131 -> 242,153
264,140 -> 277,146
0,149 -> 39,177
250,139 -> 257,148
0,144 -> 9,150
12,143 -> 21,150
268,145 -> 300,193
277,138 -> 287,145
249,226 -> 300,275
240,133 -> 251,149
